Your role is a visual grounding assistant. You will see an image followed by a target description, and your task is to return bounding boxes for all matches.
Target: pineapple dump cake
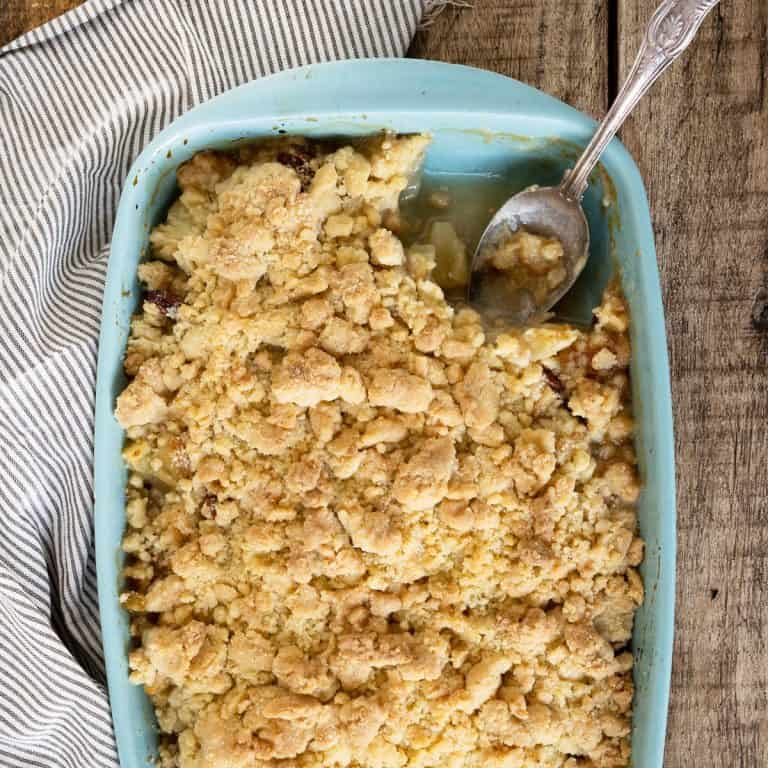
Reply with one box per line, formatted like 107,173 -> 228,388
116,134 -> 644,768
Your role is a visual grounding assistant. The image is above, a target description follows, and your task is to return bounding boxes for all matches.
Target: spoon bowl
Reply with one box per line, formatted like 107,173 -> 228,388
468,186 -> 589,325
467,0 -> 719,326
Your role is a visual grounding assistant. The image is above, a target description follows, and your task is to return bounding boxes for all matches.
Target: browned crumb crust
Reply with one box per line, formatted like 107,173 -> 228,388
116,135 -> 643,768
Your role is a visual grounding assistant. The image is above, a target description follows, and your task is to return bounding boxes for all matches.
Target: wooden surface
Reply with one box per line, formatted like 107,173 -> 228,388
0,0 -> 82,43
2,1 -> 767,766
414,5 -> 768,764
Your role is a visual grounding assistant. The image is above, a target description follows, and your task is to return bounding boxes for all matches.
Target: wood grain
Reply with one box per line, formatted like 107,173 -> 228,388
0,0 -> 83,46
618,1 -> 768,766
416,2 -> 768,766
2,0 -> 767,765
410,0 -> 610,117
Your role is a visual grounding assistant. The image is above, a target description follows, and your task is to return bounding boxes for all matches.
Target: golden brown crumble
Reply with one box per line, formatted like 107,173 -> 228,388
485,229 -> 568,306
117,134 -> 643,768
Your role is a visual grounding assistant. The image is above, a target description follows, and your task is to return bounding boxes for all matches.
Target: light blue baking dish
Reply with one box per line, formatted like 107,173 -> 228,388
95,59 -> 675,768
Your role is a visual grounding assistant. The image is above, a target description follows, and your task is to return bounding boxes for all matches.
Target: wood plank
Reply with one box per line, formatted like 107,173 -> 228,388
616,1 -> 768,766
0,0 -> 83,47
409,0 -> 610,117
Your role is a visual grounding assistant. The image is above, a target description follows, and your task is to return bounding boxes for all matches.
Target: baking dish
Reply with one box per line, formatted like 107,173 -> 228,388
94,59 -> 675,768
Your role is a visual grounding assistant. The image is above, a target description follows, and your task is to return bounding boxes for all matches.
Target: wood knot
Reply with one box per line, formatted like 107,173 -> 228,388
751,289 -> 768,331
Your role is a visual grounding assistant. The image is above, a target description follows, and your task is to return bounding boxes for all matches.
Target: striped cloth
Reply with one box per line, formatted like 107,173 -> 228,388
0,2 -> 437,765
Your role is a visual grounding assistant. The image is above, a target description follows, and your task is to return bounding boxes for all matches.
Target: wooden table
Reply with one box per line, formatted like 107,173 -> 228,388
2,1 -> 766,765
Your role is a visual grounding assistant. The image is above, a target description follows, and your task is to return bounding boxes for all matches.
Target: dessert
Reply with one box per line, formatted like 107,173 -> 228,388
483,229 -> 568,305
116,134 -> 643,768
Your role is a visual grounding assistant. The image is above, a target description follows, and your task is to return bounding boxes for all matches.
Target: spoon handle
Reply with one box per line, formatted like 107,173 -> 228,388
560,0 -> 720,200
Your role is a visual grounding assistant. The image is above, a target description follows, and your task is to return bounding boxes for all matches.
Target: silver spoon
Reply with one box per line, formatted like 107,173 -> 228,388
468,0 -> 720,325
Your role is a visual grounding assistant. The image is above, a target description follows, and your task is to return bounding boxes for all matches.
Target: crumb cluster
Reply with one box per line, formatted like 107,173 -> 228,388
484,230 -> 568,305
117,134 -> 643,768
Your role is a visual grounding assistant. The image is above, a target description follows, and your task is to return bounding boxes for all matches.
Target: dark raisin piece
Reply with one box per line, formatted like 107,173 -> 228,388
145,289 -> 181,318
277,148 -> 315,190
542,366 -> 564,393
201,493 -> 217,520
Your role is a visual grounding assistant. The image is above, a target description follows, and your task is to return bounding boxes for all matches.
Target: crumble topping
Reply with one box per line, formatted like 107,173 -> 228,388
117,134 -> 643,768
485,229 -> 569,305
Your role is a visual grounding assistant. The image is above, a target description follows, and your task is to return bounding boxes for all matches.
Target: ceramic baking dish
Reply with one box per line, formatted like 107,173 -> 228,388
94,59 -> 676,768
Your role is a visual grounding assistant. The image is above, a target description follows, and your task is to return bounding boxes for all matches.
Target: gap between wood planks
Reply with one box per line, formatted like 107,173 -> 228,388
607,0 -> 619,101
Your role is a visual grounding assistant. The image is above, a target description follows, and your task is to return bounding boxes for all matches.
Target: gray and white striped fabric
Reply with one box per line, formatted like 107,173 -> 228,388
0,1 -> 437,764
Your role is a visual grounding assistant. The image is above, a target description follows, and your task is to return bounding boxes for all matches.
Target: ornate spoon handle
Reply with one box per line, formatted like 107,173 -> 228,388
560,0 -> 720,200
